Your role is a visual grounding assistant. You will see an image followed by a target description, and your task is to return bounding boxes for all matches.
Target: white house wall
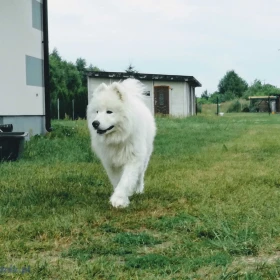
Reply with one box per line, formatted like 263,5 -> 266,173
185,84 -> 196,116
88,77 -> 108,100
185,82 -> 190,116
189,86 -> 196,115
138,80 -> 154,115
189,85 -> 193,115
154,81 -> 186,116
88,77 -> 154,114
192,87 -> 196,115
0,0 -> 44,116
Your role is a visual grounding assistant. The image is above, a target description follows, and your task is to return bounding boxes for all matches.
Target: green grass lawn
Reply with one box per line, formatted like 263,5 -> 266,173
1,112 -> 280,279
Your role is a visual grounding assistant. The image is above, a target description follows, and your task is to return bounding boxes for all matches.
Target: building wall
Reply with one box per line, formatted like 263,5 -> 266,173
88,77 -> 154,113
88,77 -> 196,117
153,80 -> 187,116
0,116 -> 44,138
185,83 -> 190,116
0,0 -> 45,134
192,87 -> 196,115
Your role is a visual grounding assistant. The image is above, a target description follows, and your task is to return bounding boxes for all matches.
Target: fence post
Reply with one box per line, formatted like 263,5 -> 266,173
268,96 -> 271,116
72,99 -> 75,120
57,98 -> 60,120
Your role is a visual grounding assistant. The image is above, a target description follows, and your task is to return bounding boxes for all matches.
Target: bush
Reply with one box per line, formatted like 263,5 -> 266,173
242,104 -> 250,112
197,98 -> 210,105
227,100 -> 241,113
224,91 -> 236,101
209,92 -> 223,104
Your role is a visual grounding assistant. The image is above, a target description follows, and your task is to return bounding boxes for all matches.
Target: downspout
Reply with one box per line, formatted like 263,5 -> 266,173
152,79 -> 155,115
42,0 -> 51,131
188,85 -> 191,115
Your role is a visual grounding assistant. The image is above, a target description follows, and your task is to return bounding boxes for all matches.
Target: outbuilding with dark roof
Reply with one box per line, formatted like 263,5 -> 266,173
88,71 -> 202,116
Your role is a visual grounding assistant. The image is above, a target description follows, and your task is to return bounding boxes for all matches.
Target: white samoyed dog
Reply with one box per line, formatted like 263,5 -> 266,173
87,79 -> 156,208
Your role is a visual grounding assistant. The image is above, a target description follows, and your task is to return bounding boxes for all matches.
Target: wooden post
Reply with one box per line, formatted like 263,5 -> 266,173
57,98 -> 60,120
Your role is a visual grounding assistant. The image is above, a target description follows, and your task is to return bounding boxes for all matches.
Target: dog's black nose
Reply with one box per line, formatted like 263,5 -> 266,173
92,120 -> 100,129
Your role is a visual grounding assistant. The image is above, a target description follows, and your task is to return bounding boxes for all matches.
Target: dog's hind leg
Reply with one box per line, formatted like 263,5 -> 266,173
135,155 -> 151,194
135,165 -> 147,194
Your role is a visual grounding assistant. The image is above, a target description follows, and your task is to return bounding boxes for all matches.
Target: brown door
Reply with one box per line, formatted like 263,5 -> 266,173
154,86 -> 169,114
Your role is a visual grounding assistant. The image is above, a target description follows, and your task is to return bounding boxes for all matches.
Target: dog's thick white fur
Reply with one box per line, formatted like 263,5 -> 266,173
87,79 -> 156,208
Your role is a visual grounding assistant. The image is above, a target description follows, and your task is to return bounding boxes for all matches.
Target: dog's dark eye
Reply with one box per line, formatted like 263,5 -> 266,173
107,110 -> 113,114
96,111 -> 98,113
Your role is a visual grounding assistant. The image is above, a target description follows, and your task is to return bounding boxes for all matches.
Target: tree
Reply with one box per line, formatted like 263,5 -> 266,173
88,63 -> 101,72
243,79 -> 280,99
50,48 -> 62,61
201,90 -> 209,100
125,63 -> 138,74
243,79 -> 263,99
49,48 -> 103,119
75,58 -> 87,87
76,58 -> 87,72
218,70 -> 248,98
209,91 -> 224,103
64,61 -> 82,98
49,49 -> 68,101
261,84 -> 280,96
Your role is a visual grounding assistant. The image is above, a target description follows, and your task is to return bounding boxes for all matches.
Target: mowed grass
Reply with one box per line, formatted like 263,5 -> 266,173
1,112 -> 280,279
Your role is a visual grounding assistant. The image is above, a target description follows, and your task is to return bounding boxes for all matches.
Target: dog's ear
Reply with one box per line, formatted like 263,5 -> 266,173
94,83 -> 108,94
111,82 -> 125,101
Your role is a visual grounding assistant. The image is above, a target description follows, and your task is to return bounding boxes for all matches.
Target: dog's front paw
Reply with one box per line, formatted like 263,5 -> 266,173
110,193 -> 130,208
135,183 -> 144,194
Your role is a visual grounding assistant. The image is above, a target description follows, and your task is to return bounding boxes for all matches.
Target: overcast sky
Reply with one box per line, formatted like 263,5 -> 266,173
48,0 -> 280,96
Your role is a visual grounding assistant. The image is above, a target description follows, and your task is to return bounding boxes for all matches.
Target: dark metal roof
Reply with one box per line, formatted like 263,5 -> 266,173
87,71 -> 202,87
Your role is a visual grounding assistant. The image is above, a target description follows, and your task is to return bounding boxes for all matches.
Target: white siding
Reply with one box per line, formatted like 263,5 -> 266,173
154,81 -> 183,116
0,0 -> 44,116
186,84 -> 194,116
88,77 -> 154,114
189,86 -> 193,115
140,80 -> 154,115
189,86 -> 196,115
192,87 -> 196,114
88,77 -> 110,101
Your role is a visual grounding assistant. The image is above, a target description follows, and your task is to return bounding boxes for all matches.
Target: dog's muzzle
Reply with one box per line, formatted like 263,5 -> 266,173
92,121 -> 114,135
92,120 -> 100,129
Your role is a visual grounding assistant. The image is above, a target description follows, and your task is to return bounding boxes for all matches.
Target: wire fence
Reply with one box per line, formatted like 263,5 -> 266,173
51,98 -> 88,120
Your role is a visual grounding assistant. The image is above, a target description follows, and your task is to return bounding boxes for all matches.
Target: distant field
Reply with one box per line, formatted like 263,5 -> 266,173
1,112 -> 280,279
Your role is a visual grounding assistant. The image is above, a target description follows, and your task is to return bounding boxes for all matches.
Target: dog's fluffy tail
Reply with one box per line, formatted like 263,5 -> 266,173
121,78 -> 146,99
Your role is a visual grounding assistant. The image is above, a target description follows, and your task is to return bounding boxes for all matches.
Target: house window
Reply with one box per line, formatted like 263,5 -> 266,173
26,55 -> 44,87
32,0 -> 43,31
